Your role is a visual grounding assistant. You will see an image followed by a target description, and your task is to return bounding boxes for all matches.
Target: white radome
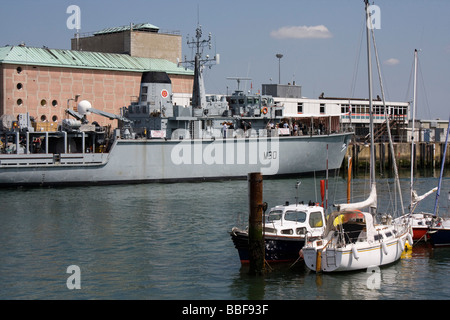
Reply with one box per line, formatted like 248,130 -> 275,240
77,100 -> 92,115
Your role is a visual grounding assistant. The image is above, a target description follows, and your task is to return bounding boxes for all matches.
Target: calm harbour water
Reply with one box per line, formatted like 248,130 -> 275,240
0,170 -> 449,300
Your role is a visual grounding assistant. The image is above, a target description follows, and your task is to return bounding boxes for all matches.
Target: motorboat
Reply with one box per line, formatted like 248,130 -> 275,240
231,200 -> 326,264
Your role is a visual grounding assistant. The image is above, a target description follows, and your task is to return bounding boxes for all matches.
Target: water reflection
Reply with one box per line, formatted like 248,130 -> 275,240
227,242 -> 450,300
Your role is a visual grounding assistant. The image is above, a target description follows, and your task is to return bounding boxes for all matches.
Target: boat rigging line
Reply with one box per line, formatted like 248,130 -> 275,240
369,17 -> 404,217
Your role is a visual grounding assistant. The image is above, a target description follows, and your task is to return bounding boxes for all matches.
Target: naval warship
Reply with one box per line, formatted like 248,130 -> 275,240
0,25 -> 353,187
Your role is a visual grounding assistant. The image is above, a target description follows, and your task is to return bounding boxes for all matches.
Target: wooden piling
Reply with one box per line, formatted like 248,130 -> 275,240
248,172 -> 265,275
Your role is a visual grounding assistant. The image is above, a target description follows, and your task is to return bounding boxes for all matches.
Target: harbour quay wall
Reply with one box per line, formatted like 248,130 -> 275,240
344,142 -> 450,171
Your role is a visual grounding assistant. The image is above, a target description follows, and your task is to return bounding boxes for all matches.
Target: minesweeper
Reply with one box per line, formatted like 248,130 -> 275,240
0,25 -> 353,187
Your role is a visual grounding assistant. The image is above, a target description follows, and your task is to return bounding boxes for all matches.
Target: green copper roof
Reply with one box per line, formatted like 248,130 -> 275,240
0,45 -> 193,75
94,23 -> 160,35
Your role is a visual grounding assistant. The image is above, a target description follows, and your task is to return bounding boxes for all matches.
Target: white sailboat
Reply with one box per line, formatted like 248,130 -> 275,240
428,119 -> 450,246
301,0 -> 413,272
394,49 -> 437,242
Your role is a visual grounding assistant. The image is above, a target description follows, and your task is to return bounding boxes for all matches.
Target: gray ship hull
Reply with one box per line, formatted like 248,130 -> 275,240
0,133 -> 352,187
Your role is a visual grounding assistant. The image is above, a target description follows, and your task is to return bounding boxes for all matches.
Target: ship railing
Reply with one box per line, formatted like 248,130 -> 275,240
0,154 -> 54,166
182,127 -> 349,140
1,130 -> 109,166
60,153 -> 107,165
0,152 -> 108,166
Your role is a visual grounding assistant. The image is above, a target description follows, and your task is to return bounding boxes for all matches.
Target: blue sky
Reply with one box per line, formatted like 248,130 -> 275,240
1,0 -> 449,120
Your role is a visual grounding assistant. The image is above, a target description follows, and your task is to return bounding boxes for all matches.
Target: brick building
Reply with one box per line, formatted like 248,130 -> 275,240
0,23 -> 194,127
72,23 -> 182,64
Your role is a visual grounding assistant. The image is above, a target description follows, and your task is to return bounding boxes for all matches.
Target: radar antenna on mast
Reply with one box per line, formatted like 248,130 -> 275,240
226,77 -> 252,91
178,24 -> 220,109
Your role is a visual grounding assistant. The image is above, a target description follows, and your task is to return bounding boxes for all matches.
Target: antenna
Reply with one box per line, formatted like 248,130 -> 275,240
226,77 -> 251,91
295,181 -> 301,206
178,24 -> 219,108
197,4 -> 200,26
181,25 -> 218,68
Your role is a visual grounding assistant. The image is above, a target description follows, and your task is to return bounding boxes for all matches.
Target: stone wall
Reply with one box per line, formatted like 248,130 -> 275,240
1,64 -> 193,126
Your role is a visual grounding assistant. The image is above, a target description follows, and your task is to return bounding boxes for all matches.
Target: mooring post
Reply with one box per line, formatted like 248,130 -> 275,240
248,172 -> 265,275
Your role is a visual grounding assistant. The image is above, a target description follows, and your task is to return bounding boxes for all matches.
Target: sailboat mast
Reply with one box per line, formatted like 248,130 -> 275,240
365,0 -> 375,187
410,49 -> 418,211
434,114 -> 450,215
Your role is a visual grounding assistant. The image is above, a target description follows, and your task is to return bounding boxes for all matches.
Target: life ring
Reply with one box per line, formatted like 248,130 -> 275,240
262,107 -> 268,115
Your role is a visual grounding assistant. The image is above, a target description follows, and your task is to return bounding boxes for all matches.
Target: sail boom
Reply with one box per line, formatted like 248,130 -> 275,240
337,183 -> 377,212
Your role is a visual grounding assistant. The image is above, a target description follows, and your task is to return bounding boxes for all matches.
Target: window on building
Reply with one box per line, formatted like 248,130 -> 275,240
374,106 -> 379,114
341,104 -> 349,113
297,102 -> 303,113
320,104 -> 325,114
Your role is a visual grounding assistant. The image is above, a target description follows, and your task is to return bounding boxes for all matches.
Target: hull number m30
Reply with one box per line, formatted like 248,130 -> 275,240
264,151 -> 277,159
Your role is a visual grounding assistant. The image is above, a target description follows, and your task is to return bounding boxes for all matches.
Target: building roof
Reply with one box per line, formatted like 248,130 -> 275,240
93,23 -> 159,35
0,45 -> 193,75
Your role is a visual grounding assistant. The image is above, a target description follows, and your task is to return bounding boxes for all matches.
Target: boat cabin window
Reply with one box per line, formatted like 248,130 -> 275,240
284,211 -> 307,223
309,211 -> 324,228
266,210 -> 283,222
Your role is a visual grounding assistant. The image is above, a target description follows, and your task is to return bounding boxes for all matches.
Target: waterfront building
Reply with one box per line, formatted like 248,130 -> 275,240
71,23 -> 182,64
0,23 -> 193,127
264,84 -> 410,142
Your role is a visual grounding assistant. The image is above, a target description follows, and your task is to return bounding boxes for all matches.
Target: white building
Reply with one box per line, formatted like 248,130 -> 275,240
263,84 -> 410,141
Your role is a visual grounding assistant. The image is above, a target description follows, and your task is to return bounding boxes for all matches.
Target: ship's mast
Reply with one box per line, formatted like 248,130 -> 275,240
180,24 -> 219,109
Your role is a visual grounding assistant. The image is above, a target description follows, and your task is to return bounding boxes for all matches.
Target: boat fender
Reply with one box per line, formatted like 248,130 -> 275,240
398,238 -> 404,252
407,234 -> 413,247
404,241 -> 413,251
352,246 -> 359,260
381,241 -> 388,255
262,107 -> 268,115
315,250 -> 322,272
